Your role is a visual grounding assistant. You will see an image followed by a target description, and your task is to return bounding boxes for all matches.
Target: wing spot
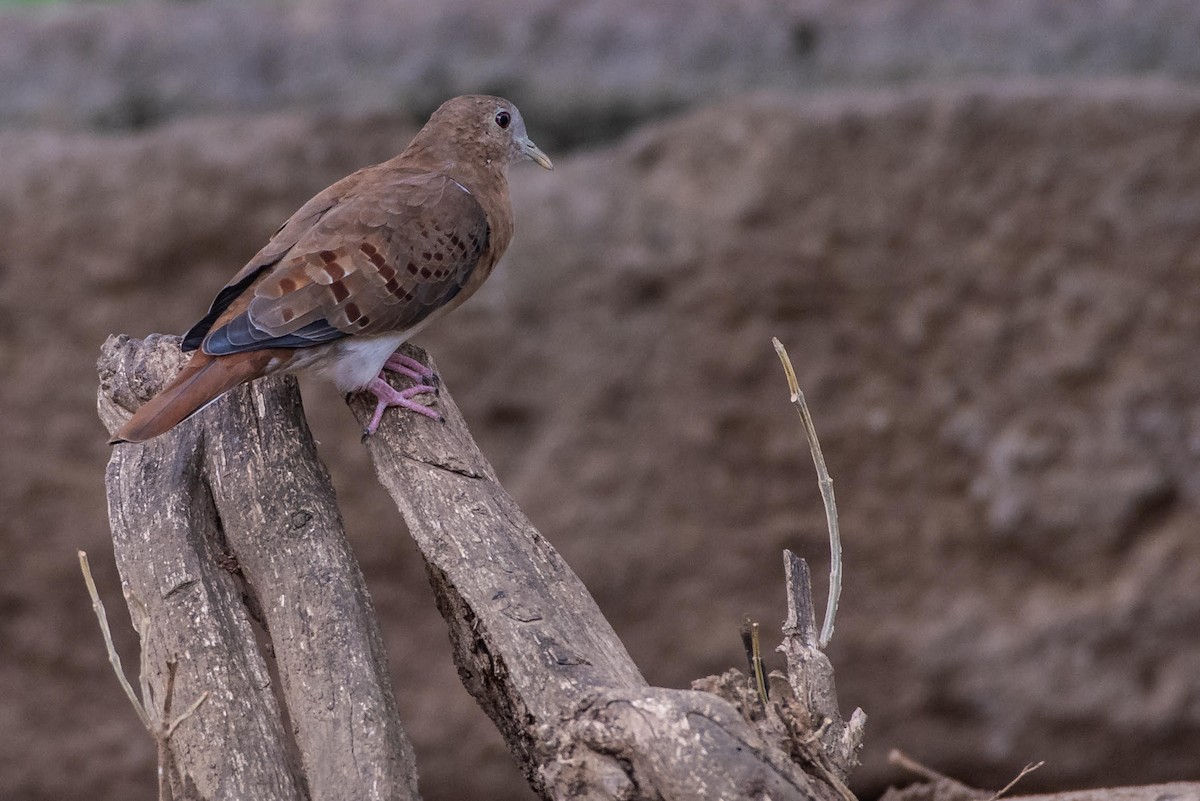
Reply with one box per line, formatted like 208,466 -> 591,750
359,243 -> 387,269
407,261 -> 419,275
377,262 -> 396,280
323,261 -> 346,280
277,277 -> 297,293
346,302 -> 362,323
319,250 -> 338,263
421,251 -> 432,261
330,281 -> 349,303
281,308 -> 295,323
433,252 -> 444,262
385,278 -> 401,294
419,267 -> 433,278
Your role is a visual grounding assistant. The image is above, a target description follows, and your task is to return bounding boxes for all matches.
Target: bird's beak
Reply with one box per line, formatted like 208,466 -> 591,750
520,137 -> 554,170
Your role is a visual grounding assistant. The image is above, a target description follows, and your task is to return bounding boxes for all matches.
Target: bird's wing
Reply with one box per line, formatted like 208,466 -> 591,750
198,169 -> 490,356
181,169 -> 366,351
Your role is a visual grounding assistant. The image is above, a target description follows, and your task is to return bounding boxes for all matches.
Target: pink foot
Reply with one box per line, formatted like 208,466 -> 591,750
384,352 -> 437,383
363,374 -> 440,439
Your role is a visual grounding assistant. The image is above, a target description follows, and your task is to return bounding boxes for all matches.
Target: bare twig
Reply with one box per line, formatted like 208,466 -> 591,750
167,690 -> 211,738
79,550 -> 210,801
887,750 -> 1042,801
78,550 -> 152,731
989,761 -> 1045,800
740,617 -> 770,706
807,747 -> 860,801
772,337 -> 842,648
888,749 -> 961,785
155,661 -> 209,801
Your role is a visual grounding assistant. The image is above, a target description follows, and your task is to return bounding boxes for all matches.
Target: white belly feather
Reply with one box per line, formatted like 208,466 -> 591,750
297,331 -> 414,392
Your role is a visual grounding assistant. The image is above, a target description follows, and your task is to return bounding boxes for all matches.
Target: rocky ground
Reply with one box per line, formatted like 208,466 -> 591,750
3,3 -> 1200,800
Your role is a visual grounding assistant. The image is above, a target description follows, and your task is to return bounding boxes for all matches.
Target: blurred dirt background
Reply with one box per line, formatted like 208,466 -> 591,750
3,1 -> 1200,799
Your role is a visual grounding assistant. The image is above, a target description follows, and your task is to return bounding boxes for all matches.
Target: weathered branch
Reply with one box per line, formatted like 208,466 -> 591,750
349,345 -> 855,800
779,552 -> 866,780
97,334 -> 419,801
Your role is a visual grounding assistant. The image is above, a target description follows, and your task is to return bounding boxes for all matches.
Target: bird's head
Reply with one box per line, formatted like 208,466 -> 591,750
416,95 -> 553,173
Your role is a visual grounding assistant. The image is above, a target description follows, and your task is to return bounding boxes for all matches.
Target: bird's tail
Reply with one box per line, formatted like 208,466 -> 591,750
109,350 -> 272,444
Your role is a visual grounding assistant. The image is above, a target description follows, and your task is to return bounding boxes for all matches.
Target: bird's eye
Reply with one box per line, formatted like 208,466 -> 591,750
495,110 -> 511,129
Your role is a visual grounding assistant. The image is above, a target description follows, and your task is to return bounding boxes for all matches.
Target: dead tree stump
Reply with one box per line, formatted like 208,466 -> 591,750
97,333 -> 864,801
98,334 -> 418,801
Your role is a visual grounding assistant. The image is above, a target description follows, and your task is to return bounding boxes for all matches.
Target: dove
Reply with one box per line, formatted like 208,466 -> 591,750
111,95 -> 552,444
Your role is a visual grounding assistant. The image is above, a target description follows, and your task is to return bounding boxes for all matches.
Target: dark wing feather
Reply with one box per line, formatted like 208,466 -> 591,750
203,170 -> 489,356
181,169 -> 361,351
181,265 -> 270,351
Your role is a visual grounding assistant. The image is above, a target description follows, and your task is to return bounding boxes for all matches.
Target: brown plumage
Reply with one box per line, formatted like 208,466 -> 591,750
112,95 -> 552,444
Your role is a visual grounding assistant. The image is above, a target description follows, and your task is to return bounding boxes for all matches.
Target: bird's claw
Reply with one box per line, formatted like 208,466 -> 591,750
383,351 -> 439,385
361,374 -> 441,439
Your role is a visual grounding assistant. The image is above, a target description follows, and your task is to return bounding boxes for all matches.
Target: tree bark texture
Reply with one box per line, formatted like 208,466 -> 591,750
98,334 -> 419,801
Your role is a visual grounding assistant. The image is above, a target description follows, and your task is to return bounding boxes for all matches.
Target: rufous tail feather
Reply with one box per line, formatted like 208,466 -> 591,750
109,351 -> 272,444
